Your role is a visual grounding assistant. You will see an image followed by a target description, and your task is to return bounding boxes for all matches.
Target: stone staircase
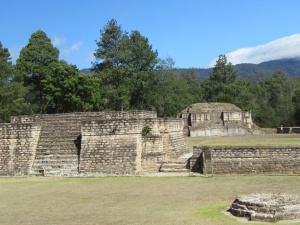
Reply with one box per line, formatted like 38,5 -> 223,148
30,117 -> 82,177
159,158 -> 191,173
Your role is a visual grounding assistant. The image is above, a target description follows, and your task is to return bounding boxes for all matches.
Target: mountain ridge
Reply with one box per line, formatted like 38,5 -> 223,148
178,58 -> 300,79
80,58 -> 300,79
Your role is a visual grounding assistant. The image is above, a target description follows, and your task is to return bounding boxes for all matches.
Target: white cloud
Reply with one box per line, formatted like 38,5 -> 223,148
52,35 -> 66,46
208,34 -> 300,67
87,52 -> 95,62
61,41 -> 83,55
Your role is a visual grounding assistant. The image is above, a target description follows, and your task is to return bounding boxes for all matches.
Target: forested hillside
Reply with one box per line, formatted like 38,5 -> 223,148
83,58 -> 300,79
1,19 -> 300,128
173,58 -> 300,80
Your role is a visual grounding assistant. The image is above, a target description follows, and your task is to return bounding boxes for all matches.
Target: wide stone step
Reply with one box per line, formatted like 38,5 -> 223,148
30,169 -> 79,177
35,153 -> 78,157
159,158 -> 190,173
161,159 -> 188,164
33,166 -> 78,172
36,148 -> 79,152
34,155 -> 78,160
41,129 -> 81,137
38,131 -> 76,136
31,155 -> 80,176
159,168 -> 191,173
42,125 -> 81,132
37,145 -> 78,148
33,163 -> 78,169
37,143 -> 79,148
37,141 -> 80,146
37,140 -> 79,149
29,170 -> 44,176
34,158 -> 78,164
42,125 -> 81,131
41,121 -> 81,125
160,163 -> 188,169
38,140 -> 79,145
37,139 -> 79,143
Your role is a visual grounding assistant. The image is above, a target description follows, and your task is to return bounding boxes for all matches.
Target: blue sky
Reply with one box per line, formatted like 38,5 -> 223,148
1,0 -> 300,69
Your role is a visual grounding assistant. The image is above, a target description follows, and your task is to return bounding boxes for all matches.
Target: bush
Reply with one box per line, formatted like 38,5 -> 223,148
142,125 -> 151,136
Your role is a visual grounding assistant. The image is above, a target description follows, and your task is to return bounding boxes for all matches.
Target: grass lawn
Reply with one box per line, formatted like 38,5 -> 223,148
1,176 -> 300,225
1,134 -> 299,224
185,133 -> 300,152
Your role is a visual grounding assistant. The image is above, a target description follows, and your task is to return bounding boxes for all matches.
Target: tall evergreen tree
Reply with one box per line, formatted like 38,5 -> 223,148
0,42 -> 13,85
93,19 -> 128,72
16,30 -> 59,113
93,19 -> 158,111
202,54 -> 238,102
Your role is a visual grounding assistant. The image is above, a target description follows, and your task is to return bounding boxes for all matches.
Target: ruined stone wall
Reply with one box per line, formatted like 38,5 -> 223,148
141,135 -> 166,173
153,118 -> 188,158
191,146 -> 300,175
80,118 -> 188,175
222,112 -> 242,121
0,123 -> 41,176
178,103 -> 256,137
140,119 -> 188,172
0,111 -> 188,176
178,112 -> 189,127
190,112 -> 210,126
80,119 -> 143,176
242,112 -> 252,128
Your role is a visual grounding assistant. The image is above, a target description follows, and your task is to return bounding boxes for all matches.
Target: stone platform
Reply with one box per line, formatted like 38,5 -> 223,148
229,193 -> 300,222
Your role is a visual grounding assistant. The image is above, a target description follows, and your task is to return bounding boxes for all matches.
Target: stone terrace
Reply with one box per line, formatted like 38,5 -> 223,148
0,111 -> 188,177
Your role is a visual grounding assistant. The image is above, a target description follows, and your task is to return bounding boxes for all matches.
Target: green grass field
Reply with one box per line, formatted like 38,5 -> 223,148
1,176 -> 300,225
1,134 -> 300,225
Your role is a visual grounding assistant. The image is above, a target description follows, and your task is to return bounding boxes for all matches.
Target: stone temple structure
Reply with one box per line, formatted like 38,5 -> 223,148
0,111 -> 189,177
177,102 -> 260,137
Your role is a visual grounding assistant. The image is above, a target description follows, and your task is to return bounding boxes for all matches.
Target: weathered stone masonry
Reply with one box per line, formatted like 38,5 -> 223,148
177,103 -> 260,137
80,117 -> 187,176
0,111 -> 188,176
0,123 -> 41,176
191,146 -> 300,175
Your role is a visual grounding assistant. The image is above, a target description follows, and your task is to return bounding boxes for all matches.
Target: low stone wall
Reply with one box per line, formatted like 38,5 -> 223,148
191,146 -> 300,175
277,127 -> 300,133
189,127 -> 251,137
0,123 -> 41,176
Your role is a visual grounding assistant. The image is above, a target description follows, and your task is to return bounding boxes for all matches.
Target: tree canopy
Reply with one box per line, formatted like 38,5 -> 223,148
202,54 -> 238,102
93,19 -> 158,111
16,30 -> 60,113
0,42 -> 30,122
1,20 -> 300,128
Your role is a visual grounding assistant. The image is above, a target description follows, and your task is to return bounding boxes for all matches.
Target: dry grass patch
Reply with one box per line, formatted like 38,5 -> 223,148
1,176 -> 300,225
